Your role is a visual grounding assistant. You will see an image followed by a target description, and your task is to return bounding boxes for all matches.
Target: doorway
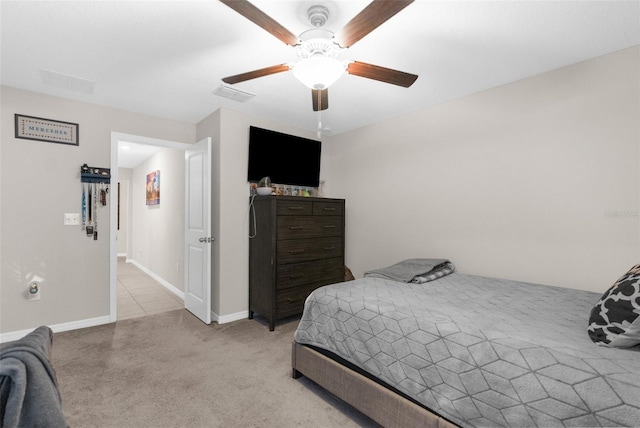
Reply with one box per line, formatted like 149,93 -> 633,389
116,255 -> 183,320
109,132 -> 190,322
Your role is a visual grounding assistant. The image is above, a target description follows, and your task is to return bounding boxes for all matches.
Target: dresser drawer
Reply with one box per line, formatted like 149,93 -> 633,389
313,201 -> 344,216
277,257 -> 343,290
276,200 -> 312,216
277,237 -> 343,263
277,216 -> 342,240
276,284 -> 317,318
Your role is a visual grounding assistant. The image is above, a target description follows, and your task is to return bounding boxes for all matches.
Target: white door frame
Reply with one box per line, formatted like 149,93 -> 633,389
109,132 -> 190,322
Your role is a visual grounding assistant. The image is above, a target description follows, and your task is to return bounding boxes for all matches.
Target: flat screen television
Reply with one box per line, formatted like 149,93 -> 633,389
247,126 -> 321,187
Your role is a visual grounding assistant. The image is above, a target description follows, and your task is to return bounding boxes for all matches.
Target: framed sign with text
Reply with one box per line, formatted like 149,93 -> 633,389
15,114 -> 79,146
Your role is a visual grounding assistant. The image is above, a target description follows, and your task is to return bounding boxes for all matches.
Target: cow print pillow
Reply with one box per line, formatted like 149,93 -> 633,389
588,264 -> 640,347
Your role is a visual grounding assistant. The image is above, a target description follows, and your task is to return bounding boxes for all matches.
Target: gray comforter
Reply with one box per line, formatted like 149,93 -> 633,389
294,273 -> 640,427
0,326 -> 68,428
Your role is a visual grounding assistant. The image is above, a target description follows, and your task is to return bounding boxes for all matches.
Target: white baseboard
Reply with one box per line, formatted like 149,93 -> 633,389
2,269 -> 245,342
125,260 -> 251,325
1,311 -> 250,343
0,315 -> 112,343
127,259 -> 185,300
212,310 -> 248,324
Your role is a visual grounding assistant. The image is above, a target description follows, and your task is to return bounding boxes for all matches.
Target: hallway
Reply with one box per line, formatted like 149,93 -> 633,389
117,257 -> 183,320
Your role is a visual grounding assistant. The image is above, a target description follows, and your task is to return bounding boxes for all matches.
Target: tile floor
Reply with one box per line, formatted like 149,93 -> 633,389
117,257 -> 184,320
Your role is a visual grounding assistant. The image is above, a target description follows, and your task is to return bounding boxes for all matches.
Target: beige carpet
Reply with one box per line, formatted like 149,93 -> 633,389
52,310 -> 378,427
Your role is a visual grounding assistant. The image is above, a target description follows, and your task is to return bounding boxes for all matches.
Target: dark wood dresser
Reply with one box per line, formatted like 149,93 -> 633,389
249,195 -> 345,330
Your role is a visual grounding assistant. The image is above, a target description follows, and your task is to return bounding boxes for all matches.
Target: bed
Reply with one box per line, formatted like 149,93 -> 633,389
292,259 -> 640,427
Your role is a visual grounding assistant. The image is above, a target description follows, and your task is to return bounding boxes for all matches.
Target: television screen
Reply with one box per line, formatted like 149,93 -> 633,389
247,126 -> 321,187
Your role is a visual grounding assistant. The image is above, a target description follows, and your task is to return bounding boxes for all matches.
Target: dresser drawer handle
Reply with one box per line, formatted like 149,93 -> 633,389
287,297 -> 304,304
288,273 -> 305,279
287,206 -> 304,210
323,207 -> 336,212
322,224 -> 336,229
289,225 -> 304,230
289,249 -> 305,255
324,246 -> 336,251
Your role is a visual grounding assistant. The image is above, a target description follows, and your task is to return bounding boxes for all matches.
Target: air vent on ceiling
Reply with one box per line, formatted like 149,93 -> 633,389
40,69 -> 95,94
213,84 -> 255,102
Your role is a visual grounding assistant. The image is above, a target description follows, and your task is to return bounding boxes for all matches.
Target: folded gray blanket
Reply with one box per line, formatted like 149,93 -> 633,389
364,258 -> 454,283
0,326 -> 68,428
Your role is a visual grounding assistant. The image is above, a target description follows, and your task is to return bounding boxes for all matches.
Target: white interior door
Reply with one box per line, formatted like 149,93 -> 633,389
184,137 -> 212,324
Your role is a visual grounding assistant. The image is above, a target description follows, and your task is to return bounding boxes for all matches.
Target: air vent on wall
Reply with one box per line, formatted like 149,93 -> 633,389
213,84 -> 256,102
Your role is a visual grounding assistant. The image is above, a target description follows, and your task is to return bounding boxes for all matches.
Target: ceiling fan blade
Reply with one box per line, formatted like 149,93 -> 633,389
222,64 -> 290,84
334,0 -> 414,48
220,0 -> 299,46
312,88 -> 328,112
347,61 -> 418,88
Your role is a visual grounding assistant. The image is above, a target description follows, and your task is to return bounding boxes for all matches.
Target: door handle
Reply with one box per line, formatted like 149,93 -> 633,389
198,237 -> 215,243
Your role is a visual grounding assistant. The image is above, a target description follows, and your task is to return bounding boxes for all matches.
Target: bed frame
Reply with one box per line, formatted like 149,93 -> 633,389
292,341 -> 459,428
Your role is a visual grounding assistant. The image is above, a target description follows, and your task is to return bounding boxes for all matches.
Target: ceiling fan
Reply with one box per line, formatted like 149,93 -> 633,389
220,0 -> 418,112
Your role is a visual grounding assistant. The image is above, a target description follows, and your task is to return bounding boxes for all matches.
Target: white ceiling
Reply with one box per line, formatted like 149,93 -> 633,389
117,141 -> 164,169
2,0 -> 639,141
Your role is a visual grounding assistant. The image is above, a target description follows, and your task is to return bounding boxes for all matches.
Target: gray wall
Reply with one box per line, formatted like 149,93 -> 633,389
2,47 -> 638,337
0,86 -> 194,335
196,108 -> 318,320
129,147 -> 186,291
322,47 -> 640,292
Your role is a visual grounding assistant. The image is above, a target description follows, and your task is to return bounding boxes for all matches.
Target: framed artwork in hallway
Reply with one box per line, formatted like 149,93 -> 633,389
146,170 -> 160,205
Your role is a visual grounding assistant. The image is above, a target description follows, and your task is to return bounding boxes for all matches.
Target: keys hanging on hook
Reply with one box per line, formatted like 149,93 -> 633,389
100,183 -> 107,206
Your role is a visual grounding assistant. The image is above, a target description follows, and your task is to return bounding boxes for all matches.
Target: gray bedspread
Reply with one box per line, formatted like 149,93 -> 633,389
294,273 -> 640,427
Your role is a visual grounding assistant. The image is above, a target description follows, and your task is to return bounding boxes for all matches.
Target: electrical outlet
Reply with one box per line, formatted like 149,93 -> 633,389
28,282 -> 41,301
64,213 -> 80,225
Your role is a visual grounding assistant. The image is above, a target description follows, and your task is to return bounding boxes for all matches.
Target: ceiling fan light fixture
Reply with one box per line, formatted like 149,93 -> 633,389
292,55 -> 344,89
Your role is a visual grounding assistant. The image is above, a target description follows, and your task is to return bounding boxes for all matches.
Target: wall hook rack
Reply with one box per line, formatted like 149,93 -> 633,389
80,164 -> 111,183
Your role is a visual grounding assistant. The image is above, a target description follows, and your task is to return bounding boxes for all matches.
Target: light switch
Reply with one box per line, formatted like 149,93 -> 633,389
64,213 -> 80,225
